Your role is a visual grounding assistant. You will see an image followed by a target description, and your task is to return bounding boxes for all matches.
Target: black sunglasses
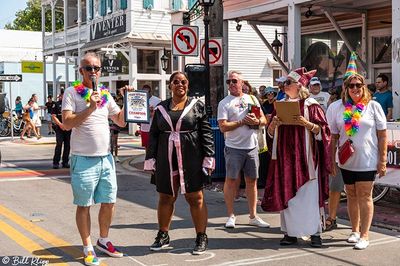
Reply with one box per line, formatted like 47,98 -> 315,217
348,83 -> 363,89
82,66 -> 102,72
226,79 -> 238,85
283,79 -> 296,86
172,79 -> 188,85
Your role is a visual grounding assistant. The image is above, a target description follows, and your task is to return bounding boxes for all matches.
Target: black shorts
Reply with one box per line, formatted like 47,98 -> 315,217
339,168 -> 377,185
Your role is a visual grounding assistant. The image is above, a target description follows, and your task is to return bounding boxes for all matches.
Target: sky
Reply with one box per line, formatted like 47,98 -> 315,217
0,0 -> 28,29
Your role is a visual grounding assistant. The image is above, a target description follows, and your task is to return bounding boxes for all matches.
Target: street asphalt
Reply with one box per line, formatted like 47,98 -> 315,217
0,124 -> 399,265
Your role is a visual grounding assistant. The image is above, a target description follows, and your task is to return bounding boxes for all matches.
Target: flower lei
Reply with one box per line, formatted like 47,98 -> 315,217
343,100 -> 366,137
72,80 -> 110,108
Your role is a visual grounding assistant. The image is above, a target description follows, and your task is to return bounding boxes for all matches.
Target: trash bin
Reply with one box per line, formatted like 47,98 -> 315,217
209,118 -> 226,179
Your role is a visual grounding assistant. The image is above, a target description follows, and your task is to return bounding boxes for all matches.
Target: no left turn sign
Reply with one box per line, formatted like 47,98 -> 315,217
200,38 -> 223,66
172,25 -> 199,57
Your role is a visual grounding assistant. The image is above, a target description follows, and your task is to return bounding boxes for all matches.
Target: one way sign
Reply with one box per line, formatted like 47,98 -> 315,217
0,74 -> 23,82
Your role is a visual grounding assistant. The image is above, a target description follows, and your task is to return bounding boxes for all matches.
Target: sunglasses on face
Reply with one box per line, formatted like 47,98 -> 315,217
226,79 -> 239,85
283,79 -> 296,86
82,66 -> 102,72
172,79 -> 188,85
348,83 -> 363,89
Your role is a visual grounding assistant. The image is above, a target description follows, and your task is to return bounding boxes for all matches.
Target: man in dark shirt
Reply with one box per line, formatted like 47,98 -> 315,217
51,89 -> 71,169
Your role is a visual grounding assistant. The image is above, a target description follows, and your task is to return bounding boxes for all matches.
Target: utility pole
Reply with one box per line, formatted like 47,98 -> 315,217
209,0 -> 224,117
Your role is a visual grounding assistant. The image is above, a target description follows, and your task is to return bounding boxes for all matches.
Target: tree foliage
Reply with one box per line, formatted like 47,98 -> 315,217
5,0 -> 63,32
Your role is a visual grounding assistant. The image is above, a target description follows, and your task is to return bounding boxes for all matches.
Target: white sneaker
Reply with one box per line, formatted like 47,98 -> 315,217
354,238 -> 369,250
114,156 -> 120,163
347,232 -> 360,243
225,215 -> 236,228
249,216 -> 270,228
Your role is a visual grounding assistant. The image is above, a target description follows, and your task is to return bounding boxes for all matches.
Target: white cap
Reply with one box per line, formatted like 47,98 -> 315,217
309,77 -> 321,85
275,76 -> 287,83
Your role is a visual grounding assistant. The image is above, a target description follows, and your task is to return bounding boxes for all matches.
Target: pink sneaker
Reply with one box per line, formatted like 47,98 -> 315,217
96,240 -> 123,258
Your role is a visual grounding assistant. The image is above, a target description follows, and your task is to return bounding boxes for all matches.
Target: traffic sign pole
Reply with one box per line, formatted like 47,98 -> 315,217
9,83 -> 14,140
203,6 -> 212,116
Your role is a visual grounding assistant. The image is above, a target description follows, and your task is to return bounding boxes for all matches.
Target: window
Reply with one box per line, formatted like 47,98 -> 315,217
137,81 -> 161,98
188,0 -> 197,9
137,50 -> 159,74
120,0 -> 127,10
100,0 -> 106,16
373,36 -> 392,64
88,0 -> 94,20
143,0 -> 154,10
272,69 -> 282,86
107,0 -> 113,13
171,0 -> 182,10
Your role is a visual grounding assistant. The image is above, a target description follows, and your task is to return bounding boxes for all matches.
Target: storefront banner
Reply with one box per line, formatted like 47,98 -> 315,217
102,59 -> 122,73
124,90 -> 150,123
90,14 -> 126,41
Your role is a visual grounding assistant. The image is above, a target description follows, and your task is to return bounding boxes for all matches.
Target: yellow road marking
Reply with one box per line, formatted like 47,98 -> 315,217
0,220 -> 67,265
0,204 -> 108,265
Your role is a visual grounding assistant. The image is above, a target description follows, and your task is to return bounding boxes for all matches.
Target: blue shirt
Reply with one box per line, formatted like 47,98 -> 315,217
373,90 -> 393,116
277,90 -> 286,101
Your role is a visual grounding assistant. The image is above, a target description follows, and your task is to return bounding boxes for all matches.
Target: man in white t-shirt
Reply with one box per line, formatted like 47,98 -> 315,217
140,84 -> 161,148
217,70 -> 270,229
62,52 -> 130,266
309,77 -> 330,112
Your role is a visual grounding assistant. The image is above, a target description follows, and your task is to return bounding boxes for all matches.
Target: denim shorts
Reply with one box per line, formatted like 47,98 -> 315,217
224,146 -> 259,179
70,154 -> 117,206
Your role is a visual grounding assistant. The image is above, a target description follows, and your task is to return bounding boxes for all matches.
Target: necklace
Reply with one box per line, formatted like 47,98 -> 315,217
72,80 -> 110,108
171,97 -> 187,111
343,100 -> 366,137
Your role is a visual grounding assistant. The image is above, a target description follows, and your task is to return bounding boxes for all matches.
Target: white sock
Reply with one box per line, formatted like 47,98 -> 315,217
98,237 -> 110,246
83,245 -> 95,256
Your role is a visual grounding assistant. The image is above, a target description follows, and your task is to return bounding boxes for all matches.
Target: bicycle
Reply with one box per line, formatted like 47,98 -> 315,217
0,111 -> 26,137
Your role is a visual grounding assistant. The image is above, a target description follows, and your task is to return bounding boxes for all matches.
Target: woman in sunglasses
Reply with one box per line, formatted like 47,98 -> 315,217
261,67 -> 331,248
326,73 -> 387,250
144,71 -> 215,255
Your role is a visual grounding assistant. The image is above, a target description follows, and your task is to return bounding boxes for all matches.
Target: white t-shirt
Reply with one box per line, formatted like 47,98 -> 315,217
310,91 -> 330,112
140,95 -> 161,132
326,99 -> 386,171
217,94 -> 260,149
62,86 -> 121,156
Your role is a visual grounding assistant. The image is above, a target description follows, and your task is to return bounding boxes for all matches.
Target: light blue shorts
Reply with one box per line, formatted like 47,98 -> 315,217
70,154 -> 117,206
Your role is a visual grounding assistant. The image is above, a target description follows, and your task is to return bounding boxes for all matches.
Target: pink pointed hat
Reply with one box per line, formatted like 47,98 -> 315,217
287,67 -> 317,87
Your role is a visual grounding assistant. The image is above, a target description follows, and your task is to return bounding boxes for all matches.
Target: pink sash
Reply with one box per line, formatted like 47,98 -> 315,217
157,99 -> 198,196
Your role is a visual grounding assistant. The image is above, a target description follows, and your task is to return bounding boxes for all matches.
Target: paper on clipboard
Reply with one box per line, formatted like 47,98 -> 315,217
274,101 -> 301,125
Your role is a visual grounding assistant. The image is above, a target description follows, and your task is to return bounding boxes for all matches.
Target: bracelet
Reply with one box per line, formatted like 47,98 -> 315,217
309,123 -> 316,132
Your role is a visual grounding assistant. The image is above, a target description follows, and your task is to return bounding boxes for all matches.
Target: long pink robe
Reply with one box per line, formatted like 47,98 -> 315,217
261,98 -> 332,212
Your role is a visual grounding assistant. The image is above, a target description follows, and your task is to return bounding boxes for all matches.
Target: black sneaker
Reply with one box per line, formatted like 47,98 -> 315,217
192,232 -> 208,255
310,235 -> 322,248
62,163 -> 70,168
150,231 -> 169,251
280,234 -> 298,245
53,164 -> 59,169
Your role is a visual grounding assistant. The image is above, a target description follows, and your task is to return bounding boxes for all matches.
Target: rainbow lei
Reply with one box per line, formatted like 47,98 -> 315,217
72,80 -> 110,108
343,100 -> 366,137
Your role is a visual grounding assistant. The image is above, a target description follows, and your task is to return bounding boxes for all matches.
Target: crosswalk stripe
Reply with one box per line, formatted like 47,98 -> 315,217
0,220 -> 68,265
0,204 -> 108,265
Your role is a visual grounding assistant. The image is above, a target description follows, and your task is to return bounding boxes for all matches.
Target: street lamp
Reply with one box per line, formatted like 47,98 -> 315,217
198,0 -> 215,116
271,29 -> 287,60
161,48 -> 169,72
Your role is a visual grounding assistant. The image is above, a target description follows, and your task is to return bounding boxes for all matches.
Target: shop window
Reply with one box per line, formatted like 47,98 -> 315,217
100,0 -> 107,16
137,80 -> 161,98
188,0 -> 197,9
373,36 -> 392,64
107,0 -> 113,13
137,50 -> 159,74
143,0 -> 154,10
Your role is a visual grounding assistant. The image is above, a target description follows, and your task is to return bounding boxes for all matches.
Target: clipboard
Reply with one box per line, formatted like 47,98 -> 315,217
274,101 -> 301,125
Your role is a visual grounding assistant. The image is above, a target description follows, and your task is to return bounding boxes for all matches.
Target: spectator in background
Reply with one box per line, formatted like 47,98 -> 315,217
140,84 -> 161,149
29,94 -> 42,137
45,95 -> 55,135
51,89 -> 71,169
15,96 -> 23,117
275,76 -> 287,100
309,77 -> 330,112
242,80 -> 253,95
373,74 -> 393,121
261,86 -> 277,120
20,98 -> 41,140
258,85 -> 267,103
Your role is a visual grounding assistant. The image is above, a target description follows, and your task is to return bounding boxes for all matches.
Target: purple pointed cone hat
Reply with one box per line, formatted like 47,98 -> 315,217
344,51 -> 358,80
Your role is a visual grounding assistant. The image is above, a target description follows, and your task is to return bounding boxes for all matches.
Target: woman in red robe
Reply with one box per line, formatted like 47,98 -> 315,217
261,67 -> 331,247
